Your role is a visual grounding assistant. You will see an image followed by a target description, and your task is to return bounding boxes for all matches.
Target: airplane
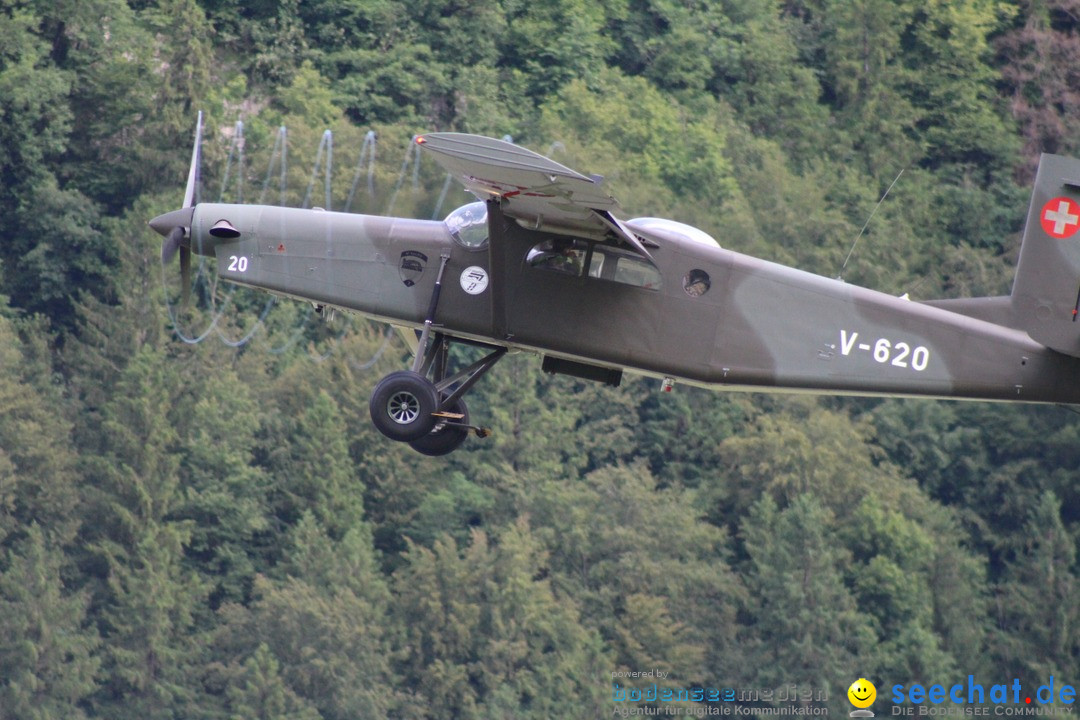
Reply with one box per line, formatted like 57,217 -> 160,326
149,113 -> 1080,456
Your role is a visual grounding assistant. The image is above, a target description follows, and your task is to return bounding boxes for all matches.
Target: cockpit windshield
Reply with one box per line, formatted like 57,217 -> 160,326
444,201 -> 488,250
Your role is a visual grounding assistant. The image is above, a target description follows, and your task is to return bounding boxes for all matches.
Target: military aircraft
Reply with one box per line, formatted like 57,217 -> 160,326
149,114 -> 1080,455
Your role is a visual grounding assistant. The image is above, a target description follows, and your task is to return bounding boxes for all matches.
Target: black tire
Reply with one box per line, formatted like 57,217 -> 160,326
369,371 -> 439,442
409,397 -> 470,457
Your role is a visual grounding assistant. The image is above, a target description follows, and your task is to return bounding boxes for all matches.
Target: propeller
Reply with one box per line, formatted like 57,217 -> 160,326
150,110 -> 203,306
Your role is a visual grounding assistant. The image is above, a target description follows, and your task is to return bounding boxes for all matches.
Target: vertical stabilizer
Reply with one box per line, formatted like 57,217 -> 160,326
1011,153 -> 1080,357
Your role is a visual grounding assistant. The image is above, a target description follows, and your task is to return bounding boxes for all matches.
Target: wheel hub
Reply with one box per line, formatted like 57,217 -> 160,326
387,391 -> 421,424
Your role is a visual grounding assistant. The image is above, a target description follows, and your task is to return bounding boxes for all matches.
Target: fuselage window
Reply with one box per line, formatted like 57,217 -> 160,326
683,269 -> 711,297
593,246 -> 662,290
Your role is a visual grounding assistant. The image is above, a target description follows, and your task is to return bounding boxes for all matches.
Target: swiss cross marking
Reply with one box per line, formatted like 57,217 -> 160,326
1041,197 -> 1080,239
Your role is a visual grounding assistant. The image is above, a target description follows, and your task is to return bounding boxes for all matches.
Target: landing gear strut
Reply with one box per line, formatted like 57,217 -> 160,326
368,252 -> 504,455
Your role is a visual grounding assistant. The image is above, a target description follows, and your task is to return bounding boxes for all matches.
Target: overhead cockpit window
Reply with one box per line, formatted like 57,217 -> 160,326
445,201 -> 489,249
526,238 -> 589,276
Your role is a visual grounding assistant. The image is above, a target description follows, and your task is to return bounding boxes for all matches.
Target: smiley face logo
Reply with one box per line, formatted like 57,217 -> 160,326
848,678 -> 876,709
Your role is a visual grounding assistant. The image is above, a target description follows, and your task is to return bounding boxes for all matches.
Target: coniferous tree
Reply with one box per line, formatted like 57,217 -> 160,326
393,521 -> 607,718
993,490 -> 1080,680
523,463 -> 745,688
217,512 -> 401,719
741,494 -> 876,711
0,311 -> 80,547
223,643 -> 322,720
0,524 -> 99,720
81,346 -> 211,718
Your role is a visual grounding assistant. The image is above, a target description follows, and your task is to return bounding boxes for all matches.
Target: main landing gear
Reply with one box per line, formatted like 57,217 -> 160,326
369,341 -> 503,455
368,252 -> 504,456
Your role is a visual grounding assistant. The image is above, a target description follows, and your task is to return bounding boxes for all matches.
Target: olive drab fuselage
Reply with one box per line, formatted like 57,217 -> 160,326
187,196 -> 1080,406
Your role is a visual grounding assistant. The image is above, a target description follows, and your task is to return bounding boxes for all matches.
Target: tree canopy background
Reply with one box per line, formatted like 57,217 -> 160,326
2,0 -> 1080,717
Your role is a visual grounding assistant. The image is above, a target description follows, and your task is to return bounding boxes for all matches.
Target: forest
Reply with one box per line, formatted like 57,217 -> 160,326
2,0 -> 1080,718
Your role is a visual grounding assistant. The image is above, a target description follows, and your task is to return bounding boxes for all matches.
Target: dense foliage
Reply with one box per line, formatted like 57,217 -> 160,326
2,0 -> 1080,717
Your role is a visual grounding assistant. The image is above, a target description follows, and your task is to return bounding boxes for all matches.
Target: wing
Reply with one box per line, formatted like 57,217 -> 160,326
416,133 -> 653,259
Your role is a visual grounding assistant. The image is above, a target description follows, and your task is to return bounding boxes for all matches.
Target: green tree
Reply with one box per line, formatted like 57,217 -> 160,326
409,0 -> 509,131
217,513 -> 401,719
741,494 -> 875,711
0,2 -> 105,329
261,387 -> 364,539
393,520 -> 607,718
223,643 -> 322,720
7,176 -> 113,328
80,346 -> 212,718
457,353 -> 589,482
715,399 -> 908,527
523,463 -> 745,688
0,1 -> 70,200
199,0 -> 307,87
992,490 -> 1079,680
0,311 -> 80,547
296,0 -> 447,125
172,360 -> 271,608
136,0 -> 214,171
843,498 -> 967,682
498,0 -> 611,102
44,0 -> 158,209
539,68 -> 736,214
711,2 -> 829,163
91,517 -> 208,719
813,0 -> 922,176
995,0 -> 1080,174
719,129 -> 856,278
0,524 -> 99,720
906,0 -> 1018,170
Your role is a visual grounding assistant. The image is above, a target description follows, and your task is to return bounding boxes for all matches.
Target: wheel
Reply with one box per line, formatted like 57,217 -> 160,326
409,397 -> 470,457
369,371 -> 439,442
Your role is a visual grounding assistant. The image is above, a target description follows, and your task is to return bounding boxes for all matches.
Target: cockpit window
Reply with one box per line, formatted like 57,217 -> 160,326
526,239 -> 662,290
526,238 -> 589,275
444,201 -> 488,250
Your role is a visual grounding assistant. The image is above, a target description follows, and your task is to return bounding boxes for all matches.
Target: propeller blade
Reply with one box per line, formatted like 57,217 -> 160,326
149,112 -> 204,312
183,110 -> 203,209
154,112 -> 203,310
162,225 -> 184,265
180,246 -> 192,308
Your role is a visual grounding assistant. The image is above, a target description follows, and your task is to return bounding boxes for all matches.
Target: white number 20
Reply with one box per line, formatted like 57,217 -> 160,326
228,255 -> 248,273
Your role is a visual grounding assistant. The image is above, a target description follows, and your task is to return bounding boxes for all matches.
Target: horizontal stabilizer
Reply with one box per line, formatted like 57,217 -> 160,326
922,296 -> 1018,328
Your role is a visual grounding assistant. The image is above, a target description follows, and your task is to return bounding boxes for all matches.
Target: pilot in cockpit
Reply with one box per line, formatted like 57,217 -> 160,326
528,238 -> 585,275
